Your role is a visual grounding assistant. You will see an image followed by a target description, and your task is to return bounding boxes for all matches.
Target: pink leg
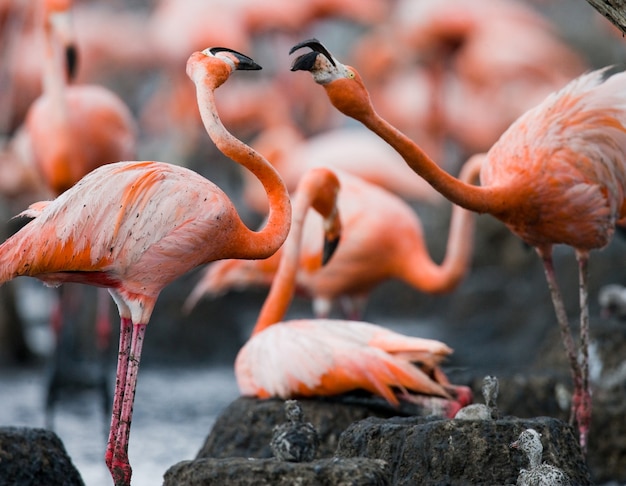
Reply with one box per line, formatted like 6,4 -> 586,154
109,322 -> 147,486
539,250 -> 586,448
575,252 -> 591,452
105,317 -> 132,476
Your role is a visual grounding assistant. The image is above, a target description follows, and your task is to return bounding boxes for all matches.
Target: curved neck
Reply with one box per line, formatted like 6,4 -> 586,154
397,154 -> 483,292
431,153 -> 485,284
357,107 -> 502,215
194,77 -> 291,261
251,169 -> 338,335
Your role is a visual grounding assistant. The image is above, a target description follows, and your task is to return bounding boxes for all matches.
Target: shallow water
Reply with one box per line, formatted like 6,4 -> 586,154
0,364 -> 239,486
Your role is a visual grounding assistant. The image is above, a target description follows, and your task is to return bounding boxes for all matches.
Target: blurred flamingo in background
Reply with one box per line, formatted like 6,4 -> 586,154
235,166 -> 470,414
0,47 -> 291,486
25,0 -> 137,196
353,0 -> 587,167
290,38 -> 626,451
17,0 -> 139,429
186,155 -> 482,320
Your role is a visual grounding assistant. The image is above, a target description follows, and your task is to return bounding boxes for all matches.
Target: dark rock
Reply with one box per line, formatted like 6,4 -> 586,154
163,457 -> 389,486
197,395 -> 446,460
0,427 -> 84,486
335,415 -> 591,485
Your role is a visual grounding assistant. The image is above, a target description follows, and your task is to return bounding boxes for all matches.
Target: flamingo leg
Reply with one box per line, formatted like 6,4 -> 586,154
105,317 -> 132,483
109,321 -> 147,486
538,249 -> 585,447
575,251 -> 591,452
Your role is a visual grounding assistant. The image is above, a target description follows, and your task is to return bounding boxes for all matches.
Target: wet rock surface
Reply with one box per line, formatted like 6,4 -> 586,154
0,427 -> 84,486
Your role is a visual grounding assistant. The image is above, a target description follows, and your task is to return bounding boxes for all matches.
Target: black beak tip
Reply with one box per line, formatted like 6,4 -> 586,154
209,47 -> 262,71
66,44 -> 78,80
289,38 -> 335,67
290,51 -> 319,72
322,235 -> 340,266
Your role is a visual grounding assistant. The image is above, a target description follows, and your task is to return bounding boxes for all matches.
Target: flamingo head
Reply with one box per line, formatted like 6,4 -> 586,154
289,39 -> 374,121
187,47 -> 261,89
44,0 -> 78,80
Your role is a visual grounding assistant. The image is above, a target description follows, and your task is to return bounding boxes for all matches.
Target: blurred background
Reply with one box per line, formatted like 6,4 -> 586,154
1,0 -> 625,484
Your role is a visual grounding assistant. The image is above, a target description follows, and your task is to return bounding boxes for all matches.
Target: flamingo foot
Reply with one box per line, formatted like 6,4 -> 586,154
398,391 -> 465,418
445,384 -> 473,408
572,386 -> 591,453
110,456 -> 132,486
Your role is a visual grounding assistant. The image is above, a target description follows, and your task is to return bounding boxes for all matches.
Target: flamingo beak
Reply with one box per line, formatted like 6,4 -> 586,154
208,47 -> 262,71
289,38 -> 336,72
66,44 -> 78,80
322,234 -> 340,266
48,10 -> 79,81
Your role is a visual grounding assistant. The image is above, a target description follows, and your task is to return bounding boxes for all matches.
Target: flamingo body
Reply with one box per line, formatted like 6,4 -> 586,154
236,318 -> 453,405
2,161 -> 243,319
26,85 -> 136,195
481,69 -> 626,250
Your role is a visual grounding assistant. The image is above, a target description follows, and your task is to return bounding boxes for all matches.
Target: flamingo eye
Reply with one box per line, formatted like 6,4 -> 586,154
347,69 -> 355,79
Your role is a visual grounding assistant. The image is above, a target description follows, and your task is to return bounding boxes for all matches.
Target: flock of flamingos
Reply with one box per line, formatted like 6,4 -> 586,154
1,0 -> 625,484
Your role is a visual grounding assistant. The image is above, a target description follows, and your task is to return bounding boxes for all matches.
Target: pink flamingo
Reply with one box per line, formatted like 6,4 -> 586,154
290,38 -> 626,451
235,166 -> 470,413
0,47 -> 291,485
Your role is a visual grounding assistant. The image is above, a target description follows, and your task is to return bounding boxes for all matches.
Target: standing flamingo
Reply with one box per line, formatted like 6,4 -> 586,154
0,47 -> 290,486
290,38 -> 626,451
186,155 -> 482,319
235,167 -> 469,413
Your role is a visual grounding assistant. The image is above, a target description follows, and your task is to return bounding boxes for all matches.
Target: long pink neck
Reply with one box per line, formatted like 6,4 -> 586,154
194,77 -> 291,261
357,106 -> 504,216
251,170 -> 336,335
40,4 -> 69,125
399,153 -> 484,292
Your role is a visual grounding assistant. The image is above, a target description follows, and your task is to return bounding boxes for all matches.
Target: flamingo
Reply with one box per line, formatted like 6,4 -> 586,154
235,166 -> 470,414
289,38 -> 626,450
0,47 -> 291,486
186,155 -> 482,319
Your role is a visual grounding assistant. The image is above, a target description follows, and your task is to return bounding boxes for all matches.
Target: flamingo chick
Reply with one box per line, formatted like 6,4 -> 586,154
289,38 -> 626,451
235,167 -> 470,414
270,400 -> 319,463
510,429 -> 572,486
0,47 -> 291,486
598,284 -> 626,320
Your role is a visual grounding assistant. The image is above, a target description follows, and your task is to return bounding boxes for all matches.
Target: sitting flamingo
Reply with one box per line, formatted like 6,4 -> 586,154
235,167 -> 471,413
